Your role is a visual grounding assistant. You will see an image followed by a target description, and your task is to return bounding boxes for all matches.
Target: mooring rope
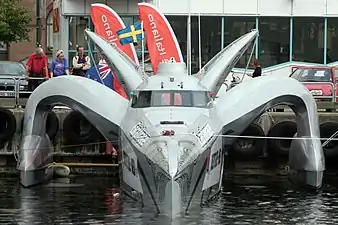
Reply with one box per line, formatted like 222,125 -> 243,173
13,132 -> 337,163
11,133 -> 338,154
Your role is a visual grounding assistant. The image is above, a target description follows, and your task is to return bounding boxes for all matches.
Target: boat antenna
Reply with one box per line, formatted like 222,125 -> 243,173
240,34 -> 257,83
84,28 -> 104,85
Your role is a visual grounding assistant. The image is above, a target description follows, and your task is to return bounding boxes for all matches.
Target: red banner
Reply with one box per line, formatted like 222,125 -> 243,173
138,3 -> 184,74
91,4 -> 138,63
91,4 -> 138,99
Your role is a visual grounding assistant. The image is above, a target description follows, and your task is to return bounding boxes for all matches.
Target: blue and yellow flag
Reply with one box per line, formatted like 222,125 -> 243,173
116,22 -> 143,45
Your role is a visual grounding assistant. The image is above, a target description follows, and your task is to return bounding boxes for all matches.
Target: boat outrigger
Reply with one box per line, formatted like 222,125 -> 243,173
17,29 -> 324,218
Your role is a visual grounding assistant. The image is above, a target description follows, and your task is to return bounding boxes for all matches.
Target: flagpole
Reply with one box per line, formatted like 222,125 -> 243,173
187,0 -> 192,75
198,12 -> 201,71
141,21 -> 145,72
85,30 -> 104,85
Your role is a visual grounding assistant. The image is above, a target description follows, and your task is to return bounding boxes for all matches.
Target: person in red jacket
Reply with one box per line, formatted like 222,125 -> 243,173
25,47 -> 49,91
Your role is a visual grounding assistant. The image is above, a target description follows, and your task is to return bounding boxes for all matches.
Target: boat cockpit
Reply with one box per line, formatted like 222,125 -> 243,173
130,90 -> 212,108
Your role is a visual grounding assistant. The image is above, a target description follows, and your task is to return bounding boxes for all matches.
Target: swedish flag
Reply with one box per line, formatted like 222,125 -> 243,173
116,22 -> 143,45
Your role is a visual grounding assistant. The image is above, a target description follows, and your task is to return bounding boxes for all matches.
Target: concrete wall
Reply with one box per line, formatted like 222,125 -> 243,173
0,108 -> 104,155
62,0 -> 139,15
222,61 -> 338,89
157,0 -> 338,16
61,0 -> 338,17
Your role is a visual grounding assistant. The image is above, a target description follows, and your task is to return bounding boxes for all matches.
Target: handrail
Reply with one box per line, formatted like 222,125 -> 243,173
336,83 -> 338,103
0,77 -> 17,98
301,82 -> 335,103
0,76 -> 338,109
15,77 -> 46,107
0,77 -> 18,108
16,77 -> 46,95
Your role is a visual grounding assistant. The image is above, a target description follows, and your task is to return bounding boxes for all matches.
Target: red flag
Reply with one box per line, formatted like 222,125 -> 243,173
91,3 -> 138,63
113,77 -> 128,99
138,3 -> 184,74
90,3 -> 138,99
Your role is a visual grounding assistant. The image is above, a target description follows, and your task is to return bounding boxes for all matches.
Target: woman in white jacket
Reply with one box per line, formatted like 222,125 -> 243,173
72,46 -> 91,76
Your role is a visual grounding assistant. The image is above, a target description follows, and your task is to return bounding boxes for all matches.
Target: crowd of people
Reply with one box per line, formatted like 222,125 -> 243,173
25,46 -> 262,91
25,46 -> 91,91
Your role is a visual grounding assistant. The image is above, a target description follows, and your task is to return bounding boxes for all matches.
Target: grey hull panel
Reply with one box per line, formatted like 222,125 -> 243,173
20,167 -> 53,188
289,169 -> 323,190
217,76 -> 325,189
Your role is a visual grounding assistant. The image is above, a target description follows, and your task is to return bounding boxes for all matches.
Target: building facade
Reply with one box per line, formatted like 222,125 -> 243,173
6,0 -> 55,61
48,0 -> 338,76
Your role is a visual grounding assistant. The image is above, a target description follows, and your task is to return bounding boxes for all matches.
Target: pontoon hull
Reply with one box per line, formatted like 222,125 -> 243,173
18,134 -> 54,187
20,167 -> 53,187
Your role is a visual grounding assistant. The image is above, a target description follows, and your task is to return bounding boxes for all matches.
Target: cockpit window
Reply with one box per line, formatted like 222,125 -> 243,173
131,90 -> 211,108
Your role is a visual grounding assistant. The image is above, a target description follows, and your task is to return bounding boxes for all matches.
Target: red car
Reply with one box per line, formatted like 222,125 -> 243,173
289,66 -> 337,105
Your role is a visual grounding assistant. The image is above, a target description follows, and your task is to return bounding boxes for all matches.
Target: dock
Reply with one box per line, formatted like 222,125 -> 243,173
0,106 -> 338,175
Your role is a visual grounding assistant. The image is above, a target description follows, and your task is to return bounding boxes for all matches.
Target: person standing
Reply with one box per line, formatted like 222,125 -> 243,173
72,46 -> 91,76
25,47 -> 49,91
50,50 -> 70,78
251,59 -> 262,78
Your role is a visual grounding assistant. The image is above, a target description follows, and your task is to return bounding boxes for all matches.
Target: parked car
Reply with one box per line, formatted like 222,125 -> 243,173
290,66 -> 337,100
289,66 -> 337,111
0,61 -> 28,98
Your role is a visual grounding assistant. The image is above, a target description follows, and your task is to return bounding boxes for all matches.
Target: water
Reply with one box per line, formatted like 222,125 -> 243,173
1,175 -> 338,225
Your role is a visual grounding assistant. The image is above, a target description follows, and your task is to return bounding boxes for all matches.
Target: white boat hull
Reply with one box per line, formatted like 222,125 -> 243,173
119,134 -> 225,218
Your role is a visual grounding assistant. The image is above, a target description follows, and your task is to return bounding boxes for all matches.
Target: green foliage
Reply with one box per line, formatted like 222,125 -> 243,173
0,0 -> 32,44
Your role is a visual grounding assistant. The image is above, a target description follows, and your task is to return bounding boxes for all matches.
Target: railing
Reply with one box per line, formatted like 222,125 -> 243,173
0,77 -> 46,108
1,77 -> 338,110
16,77 -> 46,107
302,82 -> 336,102
0,77 -> 18,108
273,81 -> 338,111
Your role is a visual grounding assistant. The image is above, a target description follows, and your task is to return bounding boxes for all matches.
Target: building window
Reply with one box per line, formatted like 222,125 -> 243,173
69,16 -> 90,50
121,16 -> 134,26
224,17 -> 256,68
190,16 -> 221,74
46,11 -> 53,51
327,18 -> 338,64
293,18 -> 324,63
200,17 -> 221,68
167,16 -> 187,63
191,16 -> 199,74
258,17 -> 290,67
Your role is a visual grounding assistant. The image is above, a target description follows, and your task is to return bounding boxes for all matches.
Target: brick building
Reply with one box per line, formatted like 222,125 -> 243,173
7,0 -> 54,61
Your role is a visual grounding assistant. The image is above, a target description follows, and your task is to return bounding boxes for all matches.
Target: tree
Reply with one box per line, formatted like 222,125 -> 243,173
0,0 -> 32,44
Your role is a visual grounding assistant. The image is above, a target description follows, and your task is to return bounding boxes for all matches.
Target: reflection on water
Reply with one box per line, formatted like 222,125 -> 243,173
1,175 -> 338,224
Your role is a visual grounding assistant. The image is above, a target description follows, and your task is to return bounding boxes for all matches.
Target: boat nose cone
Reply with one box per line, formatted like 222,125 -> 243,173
17,134 -> 52,171
305,171 -> 323,190
167,140 -> 179,178
162,180 -> 182,218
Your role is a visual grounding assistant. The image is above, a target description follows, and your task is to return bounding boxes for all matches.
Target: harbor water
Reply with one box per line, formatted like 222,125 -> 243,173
1,174 -> 338,224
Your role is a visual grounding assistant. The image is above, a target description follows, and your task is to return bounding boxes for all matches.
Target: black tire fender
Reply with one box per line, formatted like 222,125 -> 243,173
267,120 -> 297,156
232,123 -> 265,157
62,111 -> 95,145
320,122 -> 338,157
0,107 -> 17,144
20,111 -> 59,141
46,111 -> 59,140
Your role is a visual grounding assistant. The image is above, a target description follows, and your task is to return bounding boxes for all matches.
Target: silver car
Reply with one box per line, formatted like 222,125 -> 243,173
0,61 -> 28,99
